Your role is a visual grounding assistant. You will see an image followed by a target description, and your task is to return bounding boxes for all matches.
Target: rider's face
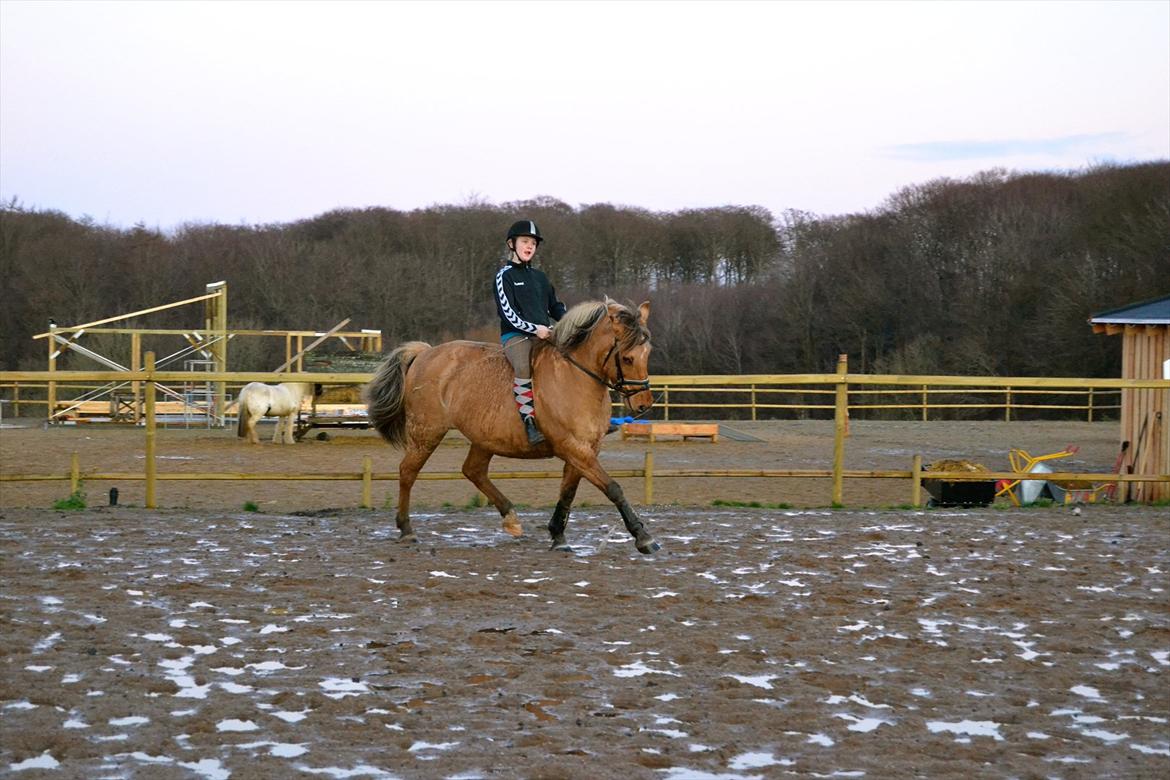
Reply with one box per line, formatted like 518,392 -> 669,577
512,236 -> 538,262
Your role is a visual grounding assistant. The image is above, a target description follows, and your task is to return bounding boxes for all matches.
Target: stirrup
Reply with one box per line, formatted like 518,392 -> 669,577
524,416 -> 545,445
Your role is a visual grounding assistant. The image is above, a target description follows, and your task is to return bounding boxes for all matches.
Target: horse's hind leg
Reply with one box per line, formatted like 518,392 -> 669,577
461,445 -> 522,537
244,414 -> 261,445
396,435 -> 443,542
547,464 -> 582,551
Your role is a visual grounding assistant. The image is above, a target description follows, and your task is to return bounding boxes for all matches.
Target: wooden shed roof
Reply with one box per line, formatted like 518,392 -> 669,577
1090,294 -> 1170,333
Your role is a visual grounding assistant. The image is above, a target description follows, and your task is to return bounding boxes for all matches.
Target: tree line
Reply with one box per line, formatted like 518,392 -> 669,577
1,161 -> 1167,383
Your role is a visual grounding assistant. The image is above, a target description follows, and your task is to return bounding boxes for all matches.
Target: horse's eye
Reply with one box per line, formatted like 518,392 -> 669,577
622,356 -> 634,366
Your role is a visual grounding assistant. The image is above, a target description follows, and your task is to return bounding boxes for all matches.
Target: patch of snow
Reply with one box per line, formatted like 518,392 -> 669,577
216,718 -> 259,732
725,674 -> 777,689
729,751 -> 793,769
9,752 -> 60,771
927,720 -> 1003,741
1070,684 -> 1104,701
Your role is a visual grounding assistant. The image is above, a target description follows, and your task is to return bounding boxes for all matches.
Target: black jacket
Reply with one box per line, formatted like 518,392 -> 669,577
495,262 -> 567,339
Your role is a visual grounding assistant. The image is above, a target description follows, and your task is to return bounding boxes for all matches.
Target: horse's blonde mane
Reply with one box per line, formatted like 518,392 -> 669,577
551,301 -> 607,351
551,298 -> 649,352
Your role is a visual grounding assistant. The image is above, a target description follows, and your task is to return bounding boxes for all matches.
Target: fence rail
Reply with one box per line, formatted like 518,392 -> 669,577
2,357 -> 1167,508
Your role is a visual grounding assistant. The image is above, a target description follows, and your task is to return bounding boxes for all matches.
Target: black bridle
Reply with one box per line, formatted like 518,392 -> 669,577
560,338 -> 651,401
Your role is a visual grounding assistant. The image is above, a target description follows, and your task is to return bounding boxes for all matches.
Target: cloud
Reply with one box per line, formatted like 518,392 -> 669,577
881,133 -> 1130,162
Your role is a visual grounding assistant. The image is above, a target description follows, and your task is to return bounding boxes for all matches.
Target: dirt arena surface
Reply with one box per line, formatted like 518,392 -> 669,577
1,504 -> 1167,779
2,420 -> 1168,778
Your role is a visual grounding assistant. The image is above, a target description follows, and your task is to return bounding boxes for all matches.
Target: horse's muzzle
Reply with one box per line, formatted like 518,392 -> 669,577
624,387 -> 654,415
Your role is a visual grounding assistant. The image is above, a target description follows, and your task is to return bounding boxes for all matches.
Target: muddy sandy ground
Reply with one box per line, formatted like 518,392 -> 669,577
1,505 -> 1167,779
1,420 -> 1167,778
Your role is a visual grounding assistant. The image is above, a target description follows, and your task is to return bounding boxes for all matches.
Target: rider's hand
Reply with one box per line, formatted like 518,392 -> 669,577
535,325 -> 552,340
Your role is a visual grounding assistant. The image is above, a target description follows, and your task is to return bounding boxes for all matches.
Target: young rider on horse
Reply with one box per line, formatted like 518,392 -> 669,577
494,219 -> 567,446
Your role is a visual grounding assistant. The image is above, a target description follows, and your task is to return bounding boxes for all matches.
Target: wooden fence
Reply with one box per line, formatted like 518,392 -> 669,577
650,382 -> 1121,422
2,355 -> 1167,508
0,379 -> 1126,423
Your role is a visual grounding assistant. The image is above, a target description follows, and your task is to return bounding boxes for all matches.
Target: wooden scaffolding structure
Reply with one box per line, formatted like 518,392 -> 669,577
32,282 -> 382,426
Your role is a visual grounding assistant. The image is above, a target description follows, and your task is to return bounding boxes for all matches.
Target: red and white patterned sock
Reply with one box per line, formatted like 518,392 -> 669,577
513,377 -> 535,419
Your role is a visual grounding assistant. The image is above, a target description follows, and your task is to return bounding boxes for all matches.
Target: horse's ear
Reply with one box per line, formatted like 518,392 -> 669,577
605,297 -> 622,326
638,301 -> 650,325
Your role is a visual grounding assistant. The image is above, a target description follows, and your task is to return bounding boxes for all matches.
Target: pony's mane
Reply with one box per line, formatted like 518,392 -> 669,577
551,299 -> 649,352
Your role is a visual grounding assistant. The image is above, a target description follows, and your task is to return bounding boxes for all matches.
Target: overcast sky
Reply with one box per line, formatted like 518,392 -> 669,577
2,0 -> 1167,231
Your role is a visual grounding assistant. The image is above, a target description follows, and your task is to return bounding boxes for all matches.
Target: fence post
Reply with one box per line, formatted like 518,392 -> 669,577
921,385 -> 928,421
205,281 -> 228,427
663,387 -> 670,421
911,454 -> 922,507
832,354 -> 848,506
1087,387 -> 1094,423
131,331 -> 142,423
643,450 -> 654,505
145,351 -> 157,509
751,384 -> 757,421
47,320 -> 56,423
361,455 -> 373,509
70,452 -> 80,495
1005,388 -> 1012,422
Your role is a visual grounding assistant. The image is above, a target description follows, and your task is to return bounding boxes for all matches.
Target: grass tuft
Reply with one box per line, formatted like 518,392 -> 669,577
53,490 -> 87,511
712,499 -> 792,510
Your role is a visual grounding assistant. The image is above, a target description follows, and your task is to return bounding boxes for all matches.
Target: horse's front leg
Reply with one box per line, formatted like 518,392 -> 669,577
461,445 -> 522,537
548,463 -> 581,551
560,449 -> 660,555
271,416 -> 283,444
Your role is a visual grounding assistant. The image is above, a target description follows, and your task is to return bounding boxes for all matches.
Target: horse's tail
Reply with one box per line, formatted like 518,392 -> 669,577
236,383 -> 252,438
364,341 -> 430,448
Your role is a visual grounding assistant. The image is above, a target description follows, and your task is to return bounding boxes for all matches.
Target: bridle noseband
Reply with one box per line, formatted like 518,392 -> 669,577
560,338 -> 651,401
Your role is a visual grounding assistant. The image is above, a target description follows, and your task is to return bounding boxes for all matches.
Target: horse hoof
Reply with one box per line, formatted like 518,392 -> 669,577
549,539 -> 572,552
636,538 -> 661,555
502,511 -> 523,537
398,533 -> 418,544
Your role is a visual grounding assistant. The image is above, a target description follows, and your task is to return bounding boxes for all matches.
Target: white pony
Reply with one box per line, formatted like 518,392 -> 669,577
236,382 -> 313,444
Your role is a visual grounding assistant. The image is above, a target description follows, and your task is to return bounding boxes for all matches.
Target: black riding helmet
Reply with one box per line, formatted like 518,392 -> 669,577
506,219 -> 543,246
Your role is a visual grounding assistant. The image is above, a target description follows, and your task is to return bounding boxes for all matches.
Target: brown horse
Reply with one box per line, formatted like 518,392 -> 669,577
365,298 -> 660,554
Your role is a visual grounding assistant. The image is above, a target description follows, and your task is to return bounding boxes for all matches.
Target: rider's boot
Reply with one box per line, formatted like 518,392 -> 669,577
513,376 -> 545,445
524,415 -> 545,445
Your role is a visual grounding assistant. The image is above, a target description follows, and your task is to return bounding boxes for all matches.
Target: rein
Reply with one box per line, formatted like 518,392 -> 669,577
558,339 -> 651,400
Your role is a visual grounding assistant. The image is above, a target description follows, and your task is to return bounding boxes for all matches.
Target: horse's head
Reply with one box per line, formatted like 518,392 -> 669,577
605,298 -> 654,414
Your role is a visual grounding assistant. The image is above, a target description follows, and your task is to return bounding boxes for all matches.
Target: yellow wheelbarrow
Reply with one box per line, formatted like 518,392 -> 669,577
995,446 -> 1078,506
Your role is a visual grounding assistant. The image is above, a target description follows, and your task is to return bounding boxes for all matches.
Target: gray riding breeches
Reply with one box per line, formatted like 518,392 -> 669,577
503,336 -> 534,379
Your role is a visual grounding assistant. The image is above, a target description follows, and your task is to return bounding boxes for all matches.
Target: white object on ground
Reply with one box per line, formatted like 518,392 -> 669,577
1018,462 -> 1052,505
